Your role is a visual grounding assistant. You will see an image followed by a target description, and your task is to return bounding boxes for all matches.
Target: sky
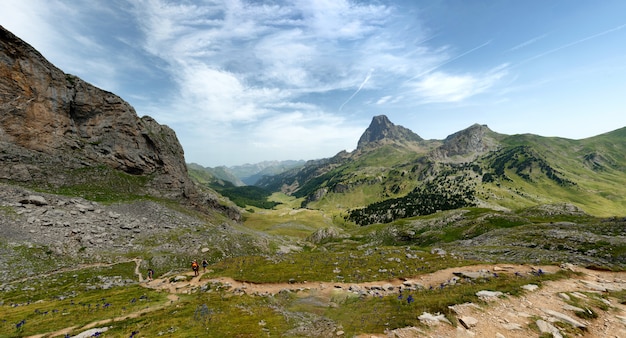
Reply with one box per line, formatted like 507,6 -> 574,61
2,0 -> 626,167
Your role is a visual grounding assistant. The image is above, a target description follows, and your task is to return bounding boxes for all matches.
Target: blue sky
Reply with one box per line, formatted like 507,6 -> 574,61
2,1 -> 626,167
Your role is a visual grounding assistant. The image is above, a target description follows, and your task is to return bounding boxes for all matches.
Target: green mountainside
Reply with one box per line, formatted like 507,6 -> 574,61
256,116 -> 626,221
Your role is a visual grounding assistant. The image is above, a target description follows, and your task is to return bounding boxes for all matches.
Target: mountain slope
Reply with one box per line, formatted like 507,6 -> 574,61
260,115 -> 626,220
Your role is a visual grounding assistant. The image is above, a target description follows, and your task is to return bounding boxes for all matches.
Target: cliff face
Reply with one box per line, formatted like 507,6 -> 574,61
0,25 -> 194,198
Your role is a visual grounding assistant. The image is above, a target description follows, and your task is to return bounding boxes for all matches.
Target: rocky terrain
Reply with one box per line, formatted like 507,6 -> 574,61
0,182 -> 269,284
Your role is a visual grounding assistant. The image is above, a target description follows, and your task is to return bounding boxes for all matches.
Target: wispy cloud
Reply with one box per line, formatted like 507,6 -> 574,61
520,23 -> 626,65
410,64 -> 509,103
0,0 -> 521,165
406,40 -> 492,83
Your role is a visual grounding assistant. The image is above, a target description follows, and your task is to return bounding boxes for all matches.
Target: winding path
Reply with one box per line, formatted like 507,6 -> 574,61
25,263 -> 626,338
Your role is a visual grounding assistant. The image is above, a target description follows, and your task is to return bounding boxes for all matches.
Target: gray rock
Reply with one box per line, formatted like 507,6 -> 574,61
521,284 -> 539,291
73,327 -> 110,338
431,248 -> 446,256
418,312 -> 452,325
20,195 -> 48,206
458,316 -> 478,329
454,271 -> 493,279
536,319 -> 563,338
500,323 -> 522,330
476,290 -> 504,298
542,309 -> 586,329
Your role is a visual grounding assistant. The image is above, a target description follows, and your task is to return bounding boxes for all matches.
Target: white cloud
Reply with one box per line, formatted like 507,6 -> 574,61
375,96 -> 393,105
1,0 -> 519,166
410,65 -> 509,103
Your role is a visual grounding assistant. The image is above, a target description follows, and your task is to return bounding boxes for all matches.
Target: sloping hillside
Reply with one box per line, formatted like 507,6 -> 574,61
258,115 -> 626,219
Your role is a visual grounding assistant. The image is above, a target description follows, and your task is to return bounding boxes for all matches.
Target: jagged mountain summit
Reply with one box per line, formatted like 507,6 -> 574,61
0,25 -> 194,199
357,114 -> 423,150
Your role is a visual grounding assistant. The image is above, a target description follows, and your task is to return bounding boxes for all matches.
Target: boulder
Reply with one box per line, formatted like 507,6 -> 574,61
476,290 -> 503,299
536,319 -> 563,338
20,195 -> 48,206
521,284 -> 539,291
458,316 -> 478,329
454,271 -> 492,279
542,309 -> 586,329
418,312 -> 452,326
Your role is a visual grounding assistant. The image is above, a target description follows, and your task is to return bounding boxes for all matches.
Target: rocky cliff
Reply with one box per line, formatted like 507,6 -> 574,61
0,25 -> 194,199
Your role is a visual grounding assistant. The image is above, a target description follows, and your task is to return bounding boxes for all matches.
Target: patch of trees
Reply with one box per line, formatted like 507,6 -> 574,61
347,178 -> 476,226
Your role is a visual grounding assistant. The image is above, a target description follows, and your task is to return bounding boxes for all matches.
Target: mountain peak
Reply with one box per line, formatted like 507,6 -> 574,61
357,115 -> 423,150
431,123 -> 501,161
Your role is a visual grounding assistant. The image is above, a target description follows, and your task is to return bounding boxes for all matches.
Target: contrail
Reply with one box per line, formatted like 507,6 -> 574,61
339,69 -> 373,111
406,40 -> 492,83
509,33 -> 548,52
519,23 -> 626,66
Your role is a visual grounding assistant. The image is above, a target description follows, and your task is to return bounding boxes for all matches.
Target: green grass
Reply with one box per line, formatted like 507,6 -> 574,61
204,246 -> 475,284
16,165 -> 157,203
243,207 -> 334,238
0,261 -> 168,337
324,270 -> 571,336
1,261 -> 138,304
0,286 -> 166,337
98,292 -> 293,338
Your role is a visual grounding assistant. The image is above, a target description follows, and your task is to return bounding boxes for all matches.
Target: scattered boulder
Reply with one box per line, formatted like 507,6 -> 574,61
536,319 -> 563,338
73,327 -> 110,338
431,248 -> 446,256
454,271 -> 493,279
20,195 -> 48,206
476,290 -> 504,300
418,312 -> 452,326
521,284 -> 539,291
458,316 -> 478,329
542,309 -> 587,329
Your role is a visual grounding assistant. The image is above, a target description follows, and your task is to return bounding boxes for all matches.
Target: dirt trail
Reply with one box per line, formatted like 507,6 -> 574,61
358,265 -> 626,338
143,264 -> 560,297
27,263 -> 626,338
133,258 -> 143,282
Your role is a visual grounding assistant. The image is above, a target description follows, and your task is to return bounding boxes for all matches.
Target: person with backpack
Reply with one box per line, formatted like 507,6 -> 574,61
147,269 -> 154,281
191,260 -> 199,276
202,259 -> 208,272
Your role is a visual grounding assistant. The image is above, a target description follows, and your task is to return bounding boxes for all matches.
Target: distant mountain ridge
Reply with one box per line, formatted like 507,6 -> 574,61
257,115 -> 626,221
188,160 -> 306,186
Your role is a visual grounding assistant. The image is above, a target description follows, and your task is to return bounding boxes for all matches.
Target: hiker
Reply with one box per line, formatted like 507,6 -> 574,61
147,269 -> 154,281
191,260 -> 199,276
202,259 -> 208,272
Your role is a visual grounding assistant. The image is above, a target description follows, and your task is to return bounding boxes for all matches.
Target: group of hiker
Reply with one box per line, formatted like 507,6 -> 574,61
191,259 -> 209,276
145,259 -> 209,281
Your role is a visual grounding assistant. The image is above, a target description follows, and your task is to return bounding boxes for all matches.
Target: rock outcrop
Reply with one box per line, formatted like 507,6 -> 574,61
0,25 -> 194,199
430,123 -> 501,161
